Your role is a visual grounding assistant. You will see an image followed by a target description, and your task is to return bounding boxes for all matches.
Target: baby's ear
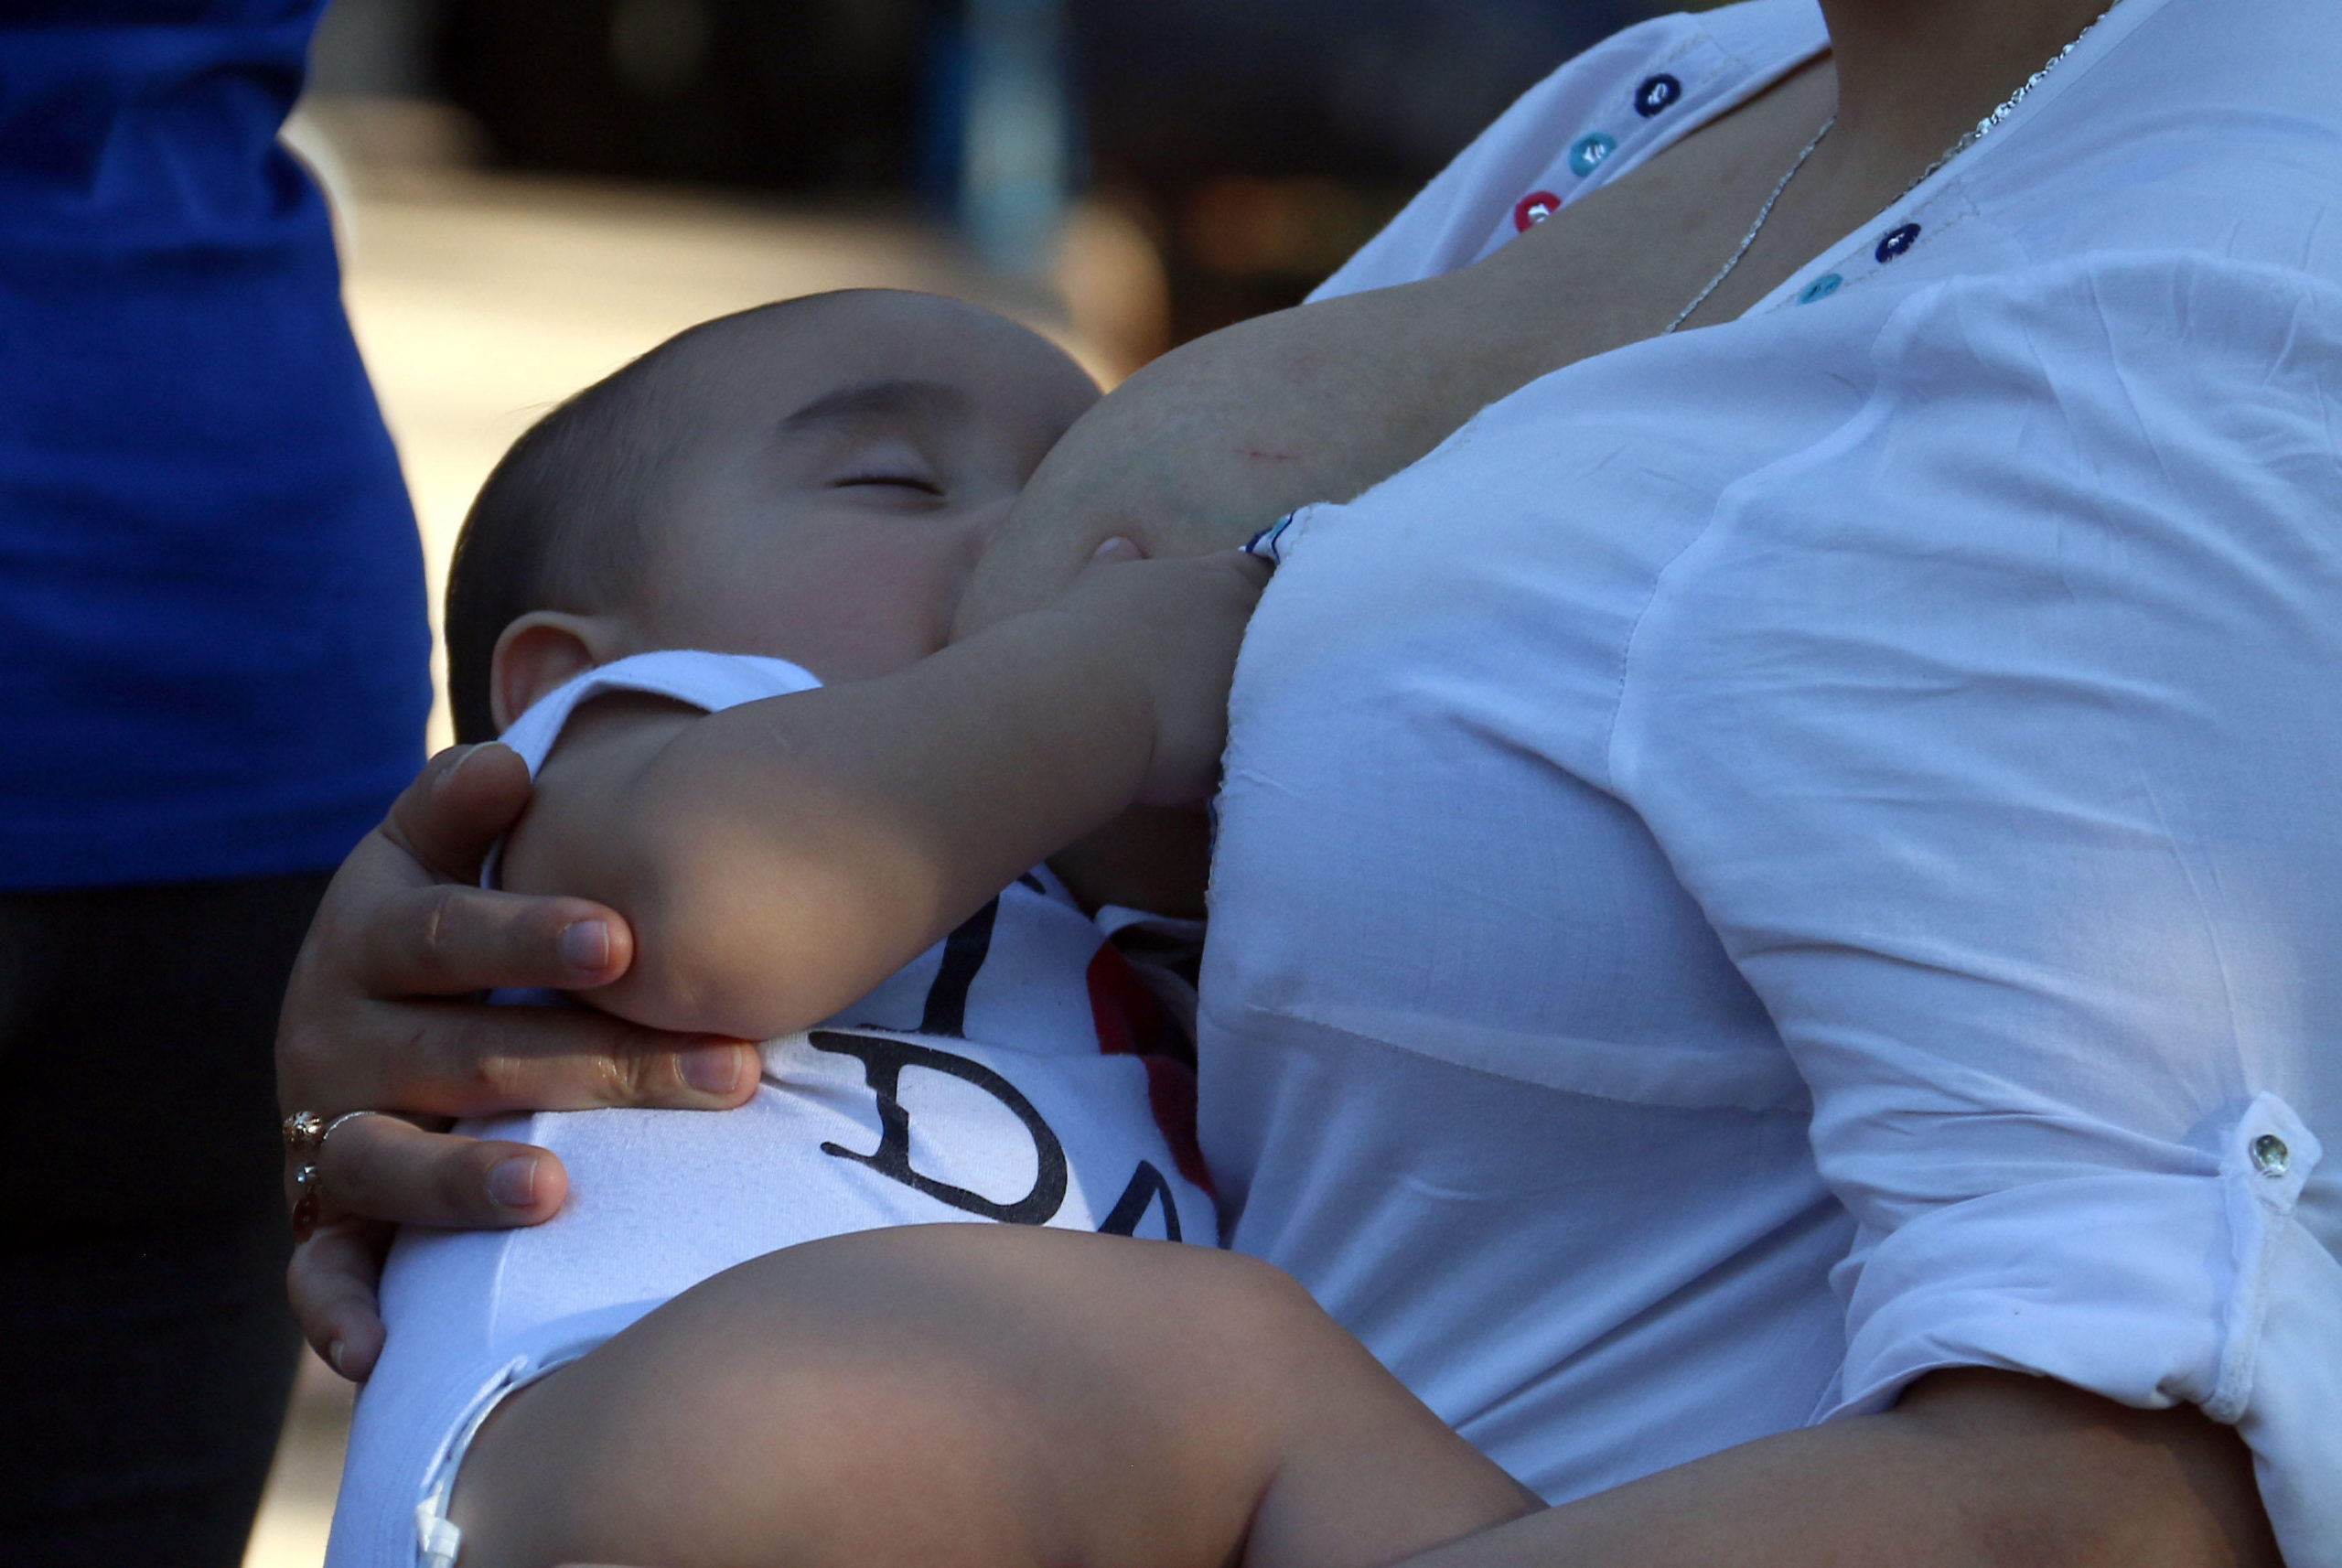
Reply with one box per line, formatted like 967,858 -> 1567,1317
490,613 -> 626,732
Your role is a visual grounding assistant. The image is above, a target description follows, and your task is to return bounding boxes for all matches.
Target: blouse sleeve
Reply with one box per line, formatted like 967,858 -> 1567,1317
1304,11 -> 1703,301
1608,252 -> 2342,1567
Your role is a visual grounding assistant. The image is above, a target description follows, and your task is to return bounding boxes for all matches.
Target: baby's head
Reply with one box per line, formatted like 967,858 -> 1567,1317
446,289 -> 1101,741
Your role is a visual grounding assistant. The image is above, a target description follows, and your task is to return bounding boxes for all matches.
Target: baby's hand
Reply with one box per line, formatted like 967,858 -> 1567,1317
1049,540 -> 1273,808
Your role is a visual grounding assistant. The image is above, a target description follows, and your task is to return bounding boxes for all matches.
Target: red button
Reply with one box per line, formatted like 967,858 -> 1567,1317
1512,190 -> 1562,231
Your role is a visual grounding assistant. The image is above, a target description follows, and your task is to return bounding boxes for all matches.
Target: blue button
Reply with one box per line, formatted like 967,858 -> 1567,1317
1797,273 -> 1843,304
1875,222 -> 1921,263
1635,73 -> 1682,116
1568,133 -> 1617,177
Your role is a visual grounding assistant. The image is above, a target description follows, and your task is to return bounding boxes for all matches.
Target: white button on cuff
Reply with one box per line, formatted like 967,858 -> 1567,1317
2225,1091 -> 2318,1212
2207,1091 -> 2322,1423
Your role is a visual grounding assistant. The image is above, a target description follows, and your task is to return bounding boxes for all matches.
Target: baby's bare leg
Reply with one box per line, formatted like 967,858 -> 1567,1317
449,1225 -> 1533,1568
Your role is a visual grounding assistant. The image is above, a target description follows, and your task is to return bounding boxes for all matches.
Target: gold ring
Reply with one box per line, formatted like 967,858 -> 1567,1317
282,1110 -> 328,1163
285,1113 -> 386,1240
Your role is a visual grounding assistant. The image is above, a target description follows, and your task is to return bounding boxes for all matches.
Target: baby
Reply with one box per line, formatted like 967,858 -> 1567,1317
327,290 -> 1534,1568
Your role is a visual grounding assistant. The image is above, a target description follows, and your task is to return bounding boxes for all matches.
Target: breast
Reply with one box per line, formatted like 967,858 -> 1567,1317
1194,307 -> 1884,1495
1205,313 -> 1883,1112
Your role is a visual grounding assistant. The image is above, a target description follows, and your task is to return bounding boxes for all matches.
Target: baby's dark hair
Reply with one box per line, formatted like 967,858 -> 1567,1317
445,294 -> 831,742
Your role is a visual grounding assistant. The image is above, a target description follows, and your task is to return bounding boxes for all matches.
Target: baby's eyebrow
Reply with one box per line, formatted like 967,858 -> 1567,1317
775,379 -> 966,438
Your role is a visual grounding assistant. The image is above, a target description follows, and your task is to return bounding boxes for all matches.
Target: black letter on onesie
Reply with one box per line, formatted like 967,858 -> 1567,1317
811,1030 -> 1069,1224
1097,1161 -> 1182,1241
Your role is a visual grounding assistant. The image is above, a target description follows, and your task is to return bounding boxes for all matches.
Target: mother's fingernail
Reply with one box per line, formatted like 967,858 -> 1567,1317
1090,535 -> 1142,562
681,1044 -> 747,1096
559,919 -> 611,972
487,1155 -> 540,1209
328,1339 -> 347,1377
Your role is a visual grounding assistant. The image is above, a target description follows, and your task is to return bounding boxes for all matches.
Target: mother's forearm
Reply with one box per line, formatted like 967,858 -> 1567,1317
1401,1370 -> 2276,1568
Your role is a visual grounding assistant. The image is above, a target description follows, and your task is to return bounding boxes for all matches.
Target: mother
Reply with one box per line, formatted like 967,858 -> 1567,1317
280,0 -> 2340,1562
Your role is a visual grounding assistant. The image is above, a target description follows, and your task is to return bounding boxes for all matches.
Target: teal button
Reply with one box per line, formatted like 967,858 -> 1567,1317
1797,273 -> 1843,304
1568,133 -> 1617,177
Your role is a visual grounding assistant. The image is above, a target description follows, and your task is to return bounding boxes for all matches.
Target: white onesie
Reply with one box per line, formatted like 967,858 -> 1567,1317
326,650 -> 1215,1568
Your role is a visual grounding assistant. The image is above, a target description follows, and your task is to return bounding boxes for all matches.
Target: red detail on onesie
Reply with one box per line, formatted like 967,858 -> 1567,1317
1086,943 -> 1213,1193
1513,190 -> 1563,231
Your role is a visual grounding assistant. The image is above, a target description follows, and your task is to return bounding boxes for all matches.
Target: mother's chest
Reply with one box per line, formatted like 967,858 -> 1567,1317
1245,325 -> 1876,779
1206,336 -> 1875,1106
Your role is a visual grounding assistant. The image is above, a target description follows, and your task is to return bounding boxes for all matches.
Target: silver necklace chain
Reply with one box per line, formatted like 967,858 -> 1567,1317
1664,113 -> 1836,334
1663,2 -> 2117,335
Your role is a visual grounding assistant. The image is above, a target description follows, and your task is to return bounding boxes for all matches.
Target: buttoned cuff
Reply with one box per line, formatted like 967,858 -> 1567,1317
1823,1093 -> 2340,1568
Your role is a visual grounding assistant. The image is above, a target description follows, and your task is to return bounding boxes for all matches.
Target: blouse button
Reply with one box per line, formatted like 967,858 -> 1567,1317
2251,1134 -> 2292,1178
1635,73 -> 1683,116
1875,222 -> 1922,263
1512,190 -> 1563,231
1568,133 -> 1617,177
1797,273 -> 1843,304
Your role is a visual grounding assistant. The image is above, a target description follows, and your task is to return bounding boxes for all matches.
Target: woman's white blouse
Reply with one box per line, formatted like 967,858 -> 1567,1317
1198,0 -> 2342,1561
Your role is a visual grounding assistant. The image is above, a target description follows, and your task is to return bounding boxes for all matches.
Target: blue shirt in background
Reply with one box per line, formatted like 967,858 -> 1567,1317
0,0 -> 431,889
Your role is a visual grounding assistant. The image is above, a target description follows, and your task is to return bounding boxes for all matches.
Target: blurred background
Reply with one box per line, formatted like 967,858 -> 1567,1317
246,0 -> 1669,1560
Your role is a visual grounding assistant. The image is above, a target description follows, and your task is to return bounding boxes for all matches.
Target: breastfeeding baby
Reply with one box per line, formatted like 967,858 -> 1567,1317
327,290 -> 1535,1568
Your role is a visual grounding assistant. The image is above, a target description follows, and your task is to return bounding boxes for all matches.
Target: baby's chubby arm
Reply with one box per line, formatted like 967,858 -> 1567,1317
498,547 -> 1266,1041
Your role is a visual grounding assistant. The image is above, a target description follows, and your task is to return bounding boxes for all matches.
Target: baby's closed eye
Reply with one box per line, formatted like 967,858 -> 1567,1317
825,436 -> 946,499
833,469 -> 945,496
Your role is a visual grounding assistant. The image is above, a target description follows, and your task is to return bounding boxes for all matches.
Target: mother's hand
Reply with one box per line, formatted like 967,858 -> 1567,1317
275,742 -> 758,1378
